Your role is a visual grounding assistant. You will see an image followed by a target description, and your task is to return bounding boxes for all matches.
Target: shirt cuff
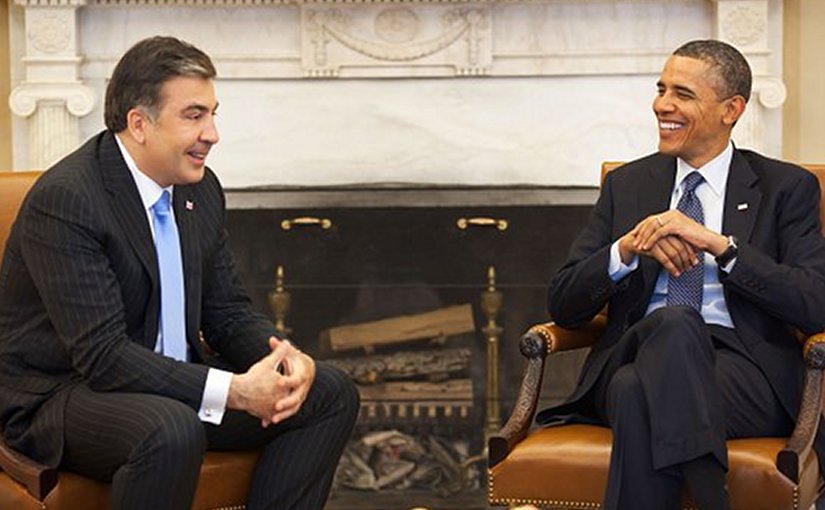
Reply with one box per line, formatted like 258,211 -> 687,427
198,368 -> 232,425
609,239 -> 638,282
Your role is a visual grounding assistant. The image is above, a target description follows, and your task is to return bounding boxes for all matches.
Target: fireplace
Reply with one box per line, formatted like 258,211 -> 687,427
225,185 -> 595,509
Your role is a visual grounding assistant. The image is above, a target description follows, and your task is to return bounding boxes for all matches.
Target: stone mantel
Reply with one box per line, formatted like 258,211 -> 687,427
8,0 -> 785,189
224,185 -> 600,209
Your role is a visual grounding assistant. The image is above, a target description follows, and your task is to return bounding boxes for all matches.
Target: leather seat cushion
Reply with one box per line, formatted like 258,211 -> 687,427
1,449 -> 260,510
489,424 -> 821,510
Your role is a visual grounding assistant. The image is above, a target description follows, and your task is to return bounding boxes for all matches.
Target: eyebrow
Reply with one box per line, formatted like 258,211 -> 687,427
656,81 -> 697,97
183,102 -> 219,114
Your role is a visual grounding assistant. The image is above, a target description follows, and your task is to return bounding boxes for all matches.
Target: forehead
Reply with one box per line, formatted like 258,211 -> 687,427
659,55 -> 717,90
157,75 -> 217,109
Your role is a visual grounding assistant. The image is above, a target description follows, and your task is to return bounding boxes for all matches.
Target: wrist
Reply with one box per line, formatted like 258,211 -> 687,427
618,235 -> 636,264
708,233 -> 730,257
227,374 -> 247,410
714,235 -> 739,267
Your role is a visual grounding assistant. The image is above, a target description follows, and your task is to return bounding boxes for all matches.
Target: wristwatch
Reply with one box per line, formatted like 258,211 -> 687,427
715,235 -> 739,267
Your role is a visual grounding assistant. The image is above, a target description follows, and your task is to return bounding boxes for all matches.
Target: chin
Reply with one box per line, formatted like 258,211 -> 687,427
180,168 -> 206,185
658,141 -> 681,157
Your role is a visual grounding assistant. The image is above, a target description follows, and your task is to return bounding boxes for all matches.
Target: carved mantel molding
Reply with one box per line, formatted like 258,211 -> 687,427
8,0 -> 785,181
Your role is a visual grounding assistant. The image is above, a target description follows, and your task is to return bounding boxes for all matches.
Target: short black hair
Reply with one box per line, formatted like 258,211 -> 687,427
104,36 -> 216,132
673,39 -> 752,103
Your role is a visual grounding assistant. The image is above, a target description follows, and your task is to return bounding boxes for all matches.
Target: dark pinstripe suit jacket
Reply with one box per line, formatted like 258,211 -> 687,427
537,149 -> 825,439
0,131 -> 276,467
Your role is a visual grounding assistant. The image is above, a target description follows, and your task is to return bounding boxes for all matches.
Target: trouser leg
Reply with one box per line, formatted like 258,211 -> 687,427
594,307 -> 725,510
206,362 -> 360,510
596,307 -> 726,469
61,385 -> 206,510
593,308 -> 794,510
710,327 -> 794,439
602,364 -> 682,510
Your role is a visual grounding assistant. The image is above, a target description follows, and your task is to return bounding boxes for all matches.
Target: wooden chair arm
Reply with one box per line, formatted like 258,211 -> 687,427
488,316 -> 606,467
776,331 -> 825,483
0,432 -> 57,500
528,315 -> 607,354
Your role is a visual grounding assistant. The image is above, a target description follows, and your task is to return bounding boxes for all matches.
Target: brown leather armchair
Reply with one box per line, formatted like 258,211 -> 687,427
488,163 -> 825,510
0,171 -> 261,510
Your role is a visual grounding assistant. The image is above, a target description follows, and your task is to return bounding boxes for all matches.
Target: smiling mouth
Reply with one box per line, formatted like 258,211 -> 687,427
187,149 -> 209,162
659,121 -> 684,131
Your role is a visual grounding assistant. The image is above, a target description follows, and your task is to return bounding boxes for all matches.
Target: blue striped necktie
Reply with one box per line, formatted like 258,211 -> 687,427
666,171 -> 705,311
151,190 -> 187,361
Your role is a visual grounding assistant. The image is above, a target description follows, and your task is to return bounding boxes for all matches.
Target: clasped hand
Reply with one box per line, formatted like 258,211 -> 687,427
618,210 -> 728,277
229,336 -> 317,427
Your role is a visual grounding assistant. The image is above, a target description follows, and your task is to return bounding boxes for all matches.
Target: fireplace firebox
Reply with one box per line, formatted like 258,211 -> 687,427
224,185 -> 595,509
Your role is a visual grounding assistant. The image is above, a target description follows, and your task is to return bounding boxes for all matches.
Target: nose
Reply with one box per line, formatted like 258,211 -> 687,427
201,115 -> 220,145
653,92 -> 675,115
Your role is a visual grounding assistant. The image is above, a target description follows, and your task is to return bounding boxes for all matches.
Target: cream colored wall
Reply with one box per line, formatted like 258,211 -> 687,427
0,0 -> 11,171
784,0 -> 825,164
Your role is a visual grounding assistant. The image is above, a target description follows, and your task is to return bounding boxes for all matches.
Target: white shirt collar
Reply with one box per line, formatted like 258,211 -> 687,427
114,133 -> 173,211
675,140 -> 733,198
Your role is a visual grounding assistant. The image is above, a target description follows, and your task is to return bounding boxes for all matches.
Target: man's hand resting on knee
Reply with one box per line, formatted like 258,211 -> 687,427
226,337 -> 316,427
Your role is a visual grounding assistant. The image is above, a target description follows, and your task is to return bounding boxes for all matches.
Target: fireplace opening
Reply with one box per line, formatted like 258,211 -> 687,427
225,190 -> 594,509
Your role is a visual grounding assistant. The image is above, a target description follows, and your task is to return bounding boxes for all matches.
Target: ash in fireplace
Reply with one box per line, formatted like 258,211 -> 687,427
333,430 -> 480,496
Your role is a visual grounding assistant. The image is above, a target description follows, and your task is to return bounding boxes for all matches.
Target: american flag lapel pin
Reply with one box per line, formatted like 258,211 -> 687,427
185,200 -> 195,211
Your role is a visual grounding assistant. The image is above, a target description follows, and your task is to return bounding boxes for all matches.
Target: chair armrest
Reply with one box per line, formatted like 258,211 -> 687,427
529,315 -> 607,354
0,432 -> 57,500
488,316 -> 605,467
776,332 -> 825,483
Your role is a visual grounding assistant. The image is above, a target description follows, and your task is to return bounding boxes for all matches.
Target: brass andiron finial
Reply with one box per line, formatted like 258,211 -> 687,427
481,265 -> 503,436
268,265 -> 292,337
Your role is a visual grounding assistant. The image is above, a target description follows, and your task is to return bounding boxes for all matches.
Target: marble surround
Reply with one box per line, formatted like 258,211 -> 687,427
7,0 -> 785,189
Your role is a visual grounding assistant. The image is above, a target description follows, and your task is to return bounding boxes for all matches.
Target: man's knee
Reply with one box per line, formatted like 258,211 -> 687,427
607,366 -> 643,401
641,306 -> 710,351
648,305 -> 704,331
315,363 -> 360,422
140,400 -> 206,466
606,365 -> 645,420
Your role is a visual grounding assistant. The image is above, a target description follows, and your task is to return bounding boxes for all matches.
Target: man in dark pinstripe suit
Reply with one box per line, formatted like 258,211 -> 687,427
0,36 -> 359,510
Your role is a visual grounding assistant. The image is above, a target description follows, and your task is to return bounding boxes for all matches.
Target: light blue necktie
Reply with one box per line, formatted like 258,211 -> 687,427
667,171 -> 705,311
151,190 -> 187,361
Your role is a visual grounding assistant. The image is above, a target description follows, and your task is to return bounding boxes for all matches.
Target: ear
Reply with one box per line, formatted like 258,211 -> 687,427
722,95 -> 747,126
125,108 -> 150,145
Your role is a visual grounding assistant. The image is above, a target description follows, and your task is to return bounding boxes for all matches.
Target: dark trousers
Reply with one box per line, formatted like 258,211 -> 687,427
591,307 -> 792,510
60,362 -> 359,510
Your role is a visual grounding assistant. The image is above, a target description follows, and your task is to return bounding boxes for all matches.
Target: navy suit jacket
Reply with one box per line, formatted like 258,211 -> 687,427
0,131 -> 277,467
538,149 -> 825,425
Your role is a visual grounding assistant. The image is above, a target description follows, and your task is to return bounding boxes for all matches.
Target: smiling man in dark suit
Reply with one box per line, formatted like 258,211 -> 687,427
537,40 -> 825,510
0,36 -> 359,510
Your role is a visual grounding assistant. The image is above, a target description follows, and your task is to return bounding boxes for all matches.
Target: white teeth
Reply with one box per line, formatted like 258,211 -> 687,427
660,122 -> 682,131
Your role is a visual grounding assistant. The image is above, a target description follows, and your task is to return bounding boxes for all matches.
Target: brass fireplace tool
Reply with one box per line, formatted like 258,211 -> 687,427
268,265 -> 292,337
480,265 -> 503,436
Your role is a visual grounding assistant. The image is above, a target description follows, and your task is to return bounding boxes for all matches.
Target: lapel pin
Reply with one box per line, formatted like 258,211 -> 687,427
737,203 -> 748,211
185,200 -> 194,211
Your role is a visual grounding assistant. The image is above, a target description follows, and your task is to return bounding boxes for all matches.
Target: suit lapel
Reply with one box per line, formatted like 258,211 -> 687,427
722,149 -> 761,241
173,187 -> 204,359
99,132 -> 158,286
638,155 -> 677,298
